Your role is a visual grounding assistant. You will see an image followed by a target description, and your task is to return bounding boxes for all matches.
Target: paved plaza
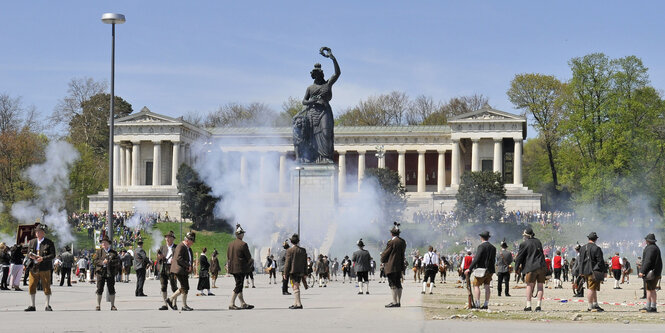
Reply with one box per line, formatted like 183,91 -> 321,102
1,274 -> 664,332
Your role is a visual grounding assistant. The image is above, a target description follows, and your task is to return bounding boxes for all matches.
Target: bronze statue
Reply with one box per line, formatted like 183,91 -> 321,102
293,47 -> 340,164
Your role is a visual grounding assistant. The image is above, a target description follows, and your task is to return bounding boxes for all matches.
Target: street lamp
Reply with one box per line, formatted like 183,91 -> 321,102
102,12 -> 125,243
295,166 -> 304,236
178,192 -> 184,241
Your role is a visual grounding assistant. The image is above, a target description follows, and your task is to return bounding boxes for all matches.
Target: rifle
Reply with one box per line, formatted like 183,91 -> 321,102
466,272 -> 474,309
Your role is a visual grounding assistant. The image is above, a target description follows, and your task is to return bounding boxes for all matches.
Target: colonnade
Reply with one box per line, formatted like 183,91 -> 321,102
113,140 -> 193,187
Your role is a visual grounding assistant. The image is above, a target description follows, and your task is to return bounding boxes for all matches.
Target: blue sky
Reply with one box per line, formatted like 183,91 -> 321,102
2,1 -> 665,135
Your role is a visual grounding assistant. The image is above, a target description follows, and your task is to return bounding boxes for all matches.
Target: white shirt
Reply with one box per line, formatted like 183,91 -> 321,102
422,251 -> 439,267
37,237 -> 44,251
166,244 -> 174,264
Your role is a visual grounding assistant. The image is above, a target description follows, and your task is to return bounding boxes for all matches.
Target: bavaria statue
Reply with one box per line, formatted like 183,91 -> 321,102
293,47 -> 341,164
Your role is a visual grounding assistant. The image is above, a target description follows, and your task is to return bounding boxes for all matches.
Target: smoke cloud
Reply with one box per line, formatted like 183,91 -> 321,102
10,141 -> 79,245
124,201 -> 163,252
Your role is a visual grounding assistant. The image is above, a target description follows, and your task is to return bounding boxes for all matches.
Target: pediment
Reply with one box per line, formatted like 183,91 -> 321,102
116,107 -> 181,124
449,107 -> 524,122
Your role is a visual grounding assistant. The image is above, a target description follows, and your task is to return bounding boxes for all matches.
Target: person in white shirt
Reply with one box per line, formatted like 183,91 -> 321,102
421,246 -> 439,295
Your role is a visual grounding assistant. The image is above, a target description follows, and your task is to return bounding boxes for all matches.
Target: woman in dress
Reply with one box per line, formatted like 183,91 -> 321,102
196,248 -> 213,296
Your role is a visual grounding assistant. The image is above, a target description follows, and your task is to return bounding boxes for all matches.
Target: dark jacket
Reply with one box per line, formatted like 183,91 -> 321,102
210,255 -> 220,275
158,243 -> 177,265
27,237 -> 56,272
469,241 -> 497,274
133,247 -> 148,269
514,237 -> 546,274
60,251 -> 74,268
381,236 -> 406,275
170,242 -> 193,276
496,249 -> 513,273
199,254 -> 210,274
10,246 -> 24,265
93,247 -> 120,277
352,249 -> 372,272
578,242 -> 607,276
284,245 -> 307,276
227,238 -> 252,274
641,243 -> 662,277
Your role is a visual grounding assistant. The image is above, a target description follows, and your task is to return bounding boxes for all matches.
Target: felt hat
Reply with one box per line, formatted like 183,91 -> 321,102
164,230 -> 176,239
186,231 -> 196,242
587,232 -> 598,241
645,233 -> 657,242
479,231 -> 491,239
235,224 -> 245,235
523,226 -> 535,237
290,233 -> 300,244
101,234 -> 111,244
357,238 -> 365,247
390,222 -> 401,235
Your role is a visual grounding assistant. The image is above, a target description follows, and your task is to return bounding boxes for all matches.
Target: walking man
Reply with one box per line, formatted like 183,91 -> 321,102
578,232 -> 607,312
59,246 -> 73,287
381,222 -> 406,308
553,250 -> 563,289
158,231 -> 178,310
611,252 -> 622,289
278,240 -> 291,295
284,234 -> 307,309
421,246 -> 439,295
496,239 -> 513,297
133,239 -> 148,297
93,234 -> 119,311
639,233 -> 662,313
227,224 -> 254,310
465,231 -> 496,309
25,225 -> 55,312
352,238 -> 372,295
166,231 -> 195,311
514,226 -> 547,311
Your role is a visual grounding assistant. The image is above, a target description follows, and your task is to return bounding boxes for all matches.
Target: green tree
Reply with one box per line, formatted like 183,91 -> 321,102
69,93 -> 133,155
68,142 -> 108,211
274,96 -> 302,126
363,168 -> 406,221
454,171 -> 506,223
176,164 -> 219,229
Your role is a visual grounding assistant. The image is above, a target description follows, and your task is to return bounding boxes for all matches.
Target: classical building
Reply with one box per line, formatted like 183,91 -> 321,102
89,106 -> 541,220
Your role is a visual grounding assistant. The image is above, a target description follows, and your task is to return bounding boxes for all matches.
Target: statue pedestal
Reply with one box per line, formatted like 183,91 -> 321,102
290,164 -> 338,250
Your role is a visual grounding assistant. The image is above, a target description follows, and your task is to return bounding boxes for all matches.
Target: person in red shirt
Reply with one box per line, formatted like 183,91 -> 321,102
459,251 -> 473,288
544,256 -> 552,288
611,253 -> 622,289
552,251 -> 563,289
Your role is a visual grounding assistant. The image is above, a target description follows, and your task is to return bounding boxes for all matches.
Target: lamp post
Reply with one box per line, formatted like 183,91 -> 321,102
102,13 -> 125,242
178,192 -> 184,241
295,166 -> 304,236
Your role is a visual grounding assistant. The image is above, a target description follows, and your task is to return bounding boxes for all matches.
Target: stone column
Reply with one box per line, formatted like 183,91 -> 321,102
397,150 -> 406,186
113,143 -> 120,187
451,140 -> 460,186
437,150 -> 446,192
259,154 -> 267,192
240,154 -> 248,187
125,144 -> 132,186
493,139 -> 503,174
338,151 -> 346,193
417,150 -> 426,192
278,153 -> 287,193
152,141 -> 161,187
131,141 -> 141,186
471,139 -> 480,172
514,138 -> 523,186
172,141 -> 180,187
357,150 -> 366,191
119,145 -> 126,186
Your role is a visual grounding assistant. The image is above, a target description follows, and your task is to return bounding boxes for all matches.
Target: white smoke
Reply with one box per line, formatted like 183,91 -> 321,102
124,201 -> 162,252
10,141 -> 79,245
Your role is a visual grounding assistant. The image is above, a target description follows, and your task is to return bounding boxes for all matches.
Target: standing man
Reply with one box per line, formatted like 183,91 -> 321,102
572,243 -> 584,297
25,225 -> 55,312
421,246 -> 439,295
496,240 -> 513,297
227,224 -> 254,310
278,240 -> 291,295
133,239 -> 148,297
157,231 -> 178,310
267,255 -> 277,285
381,222 -> 406,308
553,250 -> 563,289
578,232 -> 607,312
121,249 -> 133,283
77,255 -> 88,283
316,254 -> 328,288
284,234 -> 307,309
352,238 -> 372,295
639,233 -> 662,313
514,226 -> 547,312
611,252 -> 622,290
166,231 -> 195,311
59,246 -> 74,287
341,256 -> 351,283
465,231 -> 496,309
93,234 -> 119,311
413,255 -> 422,283
331,258 -> 339,281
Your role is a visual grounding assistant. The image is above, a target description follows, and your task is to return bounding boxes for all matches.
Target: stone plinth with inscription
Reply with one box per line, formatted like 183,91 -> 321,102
291,164 -> 337,247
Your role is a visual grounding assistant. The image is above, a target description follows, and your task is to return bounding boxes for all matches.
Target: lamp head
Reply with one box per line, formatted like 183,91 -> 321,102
101,13 -> 126,24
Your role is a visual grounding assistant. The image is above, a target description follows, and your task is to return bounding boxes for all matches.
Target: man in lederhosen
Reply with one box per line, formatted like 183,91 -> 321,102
421,246 -> 439,295
25,224 -> 55,312
639,233 -> 662,313
284,233 -> 307,309
578,232 -> 607,312
93,234 -> 119,311
465,231 -> 496,309
227,224 -> 254,310
166,231 -> 195,311
352,238 -> 372,295
514,226 -> 547,311
157,231 -> 178,310
381,222 -> 406,308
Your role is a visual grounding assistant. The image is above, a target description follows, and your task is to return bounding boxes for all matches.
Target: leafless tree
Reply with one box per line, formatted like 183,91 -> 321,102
406,95 -> 438,125
0,93 -> 39,133
204,102 -> 277,127
51,77 -> 107,125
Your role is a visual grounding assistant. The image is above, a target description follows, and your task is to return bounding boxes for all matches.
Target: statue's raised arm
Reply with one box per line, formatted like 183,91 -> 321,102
320,47 -> 341,86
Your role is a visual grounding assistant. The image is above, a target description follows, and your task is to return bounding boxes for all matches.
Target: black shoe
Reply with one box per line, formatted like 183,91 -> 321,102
594,306 -> 605,312
523,306 -> 532,311
421,291 -> 425,294
282,291 -> 291,295
505,293 -> 511,297
288,305 -> 303,309
534,306 -> 542,312
165,298 -> 176,310
358,292 -> 363,295
159,305 -> 168,310
385,302 -> 398,308
45,305 -> 52,311
241,304 -> 254,310
139,293 -> 148,297
182,306 -> 193,311
480,305 -> 488,309
648,307 -> 658,313
498,293 -> 501,297
640,296 -> 647,299
640,307 -> 649,312
207,292 -> 215,296
366,292 -> 369,295
25,306 -> 36,312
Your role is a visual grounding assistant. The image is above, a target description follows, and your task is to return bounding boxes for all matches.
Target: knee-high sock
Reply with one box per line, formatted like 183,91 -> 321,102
97,294 -> 102,306
429,282 -> 434,293
294,289 -> 301,306
364,282 -> 369,293
45,295 -> 50,307
170,289 -> 182,302
230,292 -> 237,306
422,282 -> 427,293
181,292 -> 188,307
238,292 -> 246,305
30,294 -> 36,307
